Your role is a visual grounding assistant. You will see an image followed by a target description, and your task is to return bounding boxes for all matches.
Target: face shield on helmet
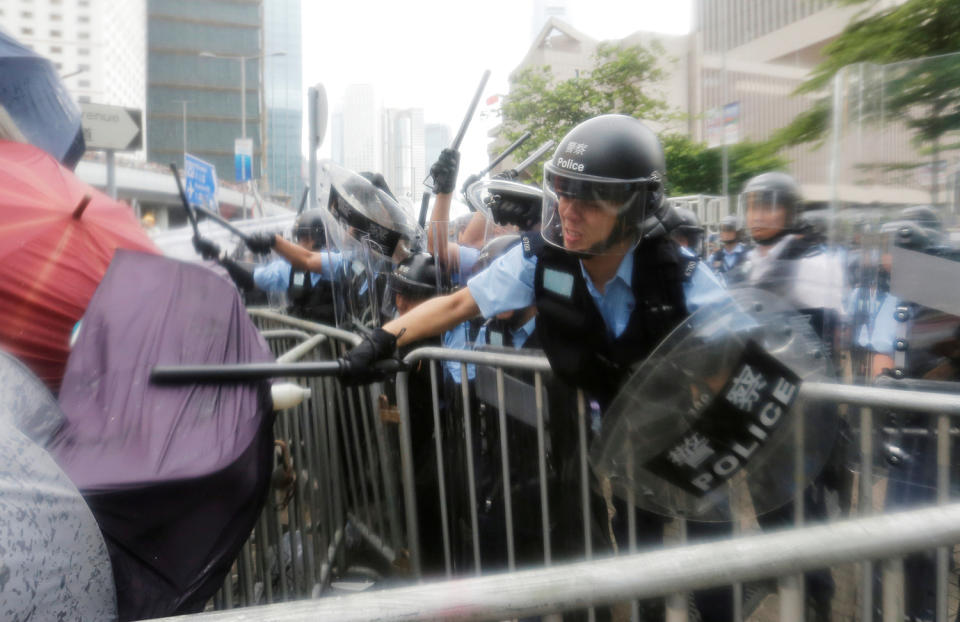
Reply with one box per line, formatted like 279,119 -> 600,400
315,161 -> 425,330
292,209 -> 327,250
540,162 -> 657,256
740,190 -> 798,243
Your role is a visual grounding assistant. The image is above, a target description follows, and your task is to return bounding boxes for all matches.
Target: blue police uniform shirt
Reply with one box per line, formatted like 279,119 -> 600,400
443,322 -> 476,384
252,253 -> 344,293
868,293 -> 900,355
455,245 -> 481,285
716,243 -> 746,270
467,243 -> 727,339
474,316 -> 537,350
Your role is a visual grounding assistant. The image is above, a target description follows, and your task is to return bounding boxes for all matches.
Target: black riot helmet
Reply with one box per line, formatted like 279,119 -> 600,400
293,209 -> 326,250
473,234 -> 522,275
720,215 -> 738,232
740,171 -> 802,232
388,252 -> 438,301
540,114 -> 670,255
670,206 -> 704,250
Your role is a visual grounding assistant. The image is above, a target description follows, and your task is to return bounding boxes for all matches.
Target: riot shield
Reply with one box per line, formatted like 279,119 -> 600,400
590,288 -> 838,522
316,161 -> 425,330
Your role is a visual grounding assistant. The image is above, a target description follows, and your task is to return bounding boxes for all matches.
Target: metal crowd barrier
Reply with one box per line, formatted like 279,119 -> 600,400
152,503 -> 960,621
207,309 -> 402,610
200,308 -> 960,622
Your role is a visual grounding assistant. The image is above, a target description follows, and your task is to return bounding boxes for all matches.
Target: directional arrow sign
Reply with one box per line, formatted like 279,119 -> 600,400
80,103 -> 142,151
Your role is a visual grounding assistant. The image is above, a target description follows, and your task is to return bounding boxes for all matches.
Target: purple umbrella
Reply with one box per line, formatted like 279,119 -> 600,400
49,249 -> 275,621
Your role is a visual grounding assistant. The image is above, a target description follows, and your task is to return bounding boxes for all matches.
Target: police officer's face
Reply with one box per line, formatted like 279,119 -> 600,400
720,229 -> 737,245
557,196 -> 617,252
746,199 -> 786,242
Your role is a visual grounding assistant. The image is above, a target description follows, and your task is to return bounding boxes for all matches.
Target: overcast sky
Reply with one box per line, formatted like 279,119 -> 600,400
301,0 -> 693,199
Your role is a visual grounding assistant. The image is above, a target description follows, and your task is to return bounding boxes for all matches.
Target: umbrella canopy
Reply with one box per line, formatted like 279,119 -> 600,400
0,28 -> 85,167
49,249 -> 275,620
0,140 -> 157,390
0,348 -> 116,621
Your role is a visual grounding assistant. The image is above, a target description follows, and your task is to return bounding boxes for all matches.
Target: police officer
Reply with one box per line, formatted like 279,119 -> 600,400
709,215 -> 748,275
740,171 -> 846,622
192,209 -> 341,324
670,205 -> 705,257
340,114 -> 731,620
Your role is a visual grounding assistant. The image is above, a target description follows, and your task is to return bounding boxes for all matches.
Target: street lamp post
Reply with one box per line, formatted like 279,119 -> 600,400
173,100 -> 190,159
198,50 -> 285,220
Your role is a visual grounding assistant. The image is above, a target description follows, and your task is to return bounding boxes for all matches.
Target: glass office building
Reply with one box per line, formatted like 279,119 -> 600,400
146,0 -> 263,182
263,0 -> 303,204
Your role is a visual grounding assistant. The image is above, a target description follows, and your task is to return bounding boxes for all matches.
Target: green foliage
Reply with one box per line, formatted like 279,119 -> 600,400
774,0 -> 960,150
662,134 -> 788,196
499,41 -> 673,181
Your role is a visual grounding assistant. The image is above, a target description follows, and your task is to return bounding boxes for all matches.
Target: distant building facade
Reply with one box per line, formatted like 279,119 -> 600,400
263,0 -> 303,204
146,0 -> 263,182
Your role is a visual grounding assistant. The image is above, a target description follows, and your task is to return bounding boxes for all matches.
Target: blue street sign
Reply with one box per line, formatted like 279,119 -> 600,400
184,153 -> 218,212
234,138 -> 253,182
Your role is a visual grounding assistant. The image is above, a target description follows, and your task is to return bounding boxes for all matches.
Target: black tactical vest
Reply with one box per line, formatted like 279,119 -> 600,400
529,233 -> 693,405
287,269 -> 336,325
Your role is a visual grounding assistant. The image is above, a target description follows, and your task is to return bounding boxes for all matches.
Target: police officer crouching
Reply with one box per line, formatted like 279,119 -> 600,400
338,114 -> 732,621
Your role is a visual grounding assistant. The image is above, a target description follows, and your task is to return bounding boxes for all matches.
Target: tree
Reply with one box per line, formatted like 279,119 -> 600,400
661,134 -> 788,196
499,41 -> 676,180
771,0 -> 960,199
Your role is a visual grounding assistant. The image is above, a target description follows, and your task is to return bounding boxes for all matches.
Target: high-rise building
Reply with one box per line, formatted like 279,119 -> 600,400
382,108 -> 425,204
424,123 -> 451,171
146,0 -> 263,182
0,0 -> 146,124
340,84 -> 380,173
263,0 -> 302,204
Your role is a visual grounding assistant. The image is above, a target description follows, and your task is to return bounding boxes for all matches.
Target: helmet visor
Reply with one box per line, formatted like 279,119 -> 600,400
540,164 -> 653,255
741,190 -> 793,241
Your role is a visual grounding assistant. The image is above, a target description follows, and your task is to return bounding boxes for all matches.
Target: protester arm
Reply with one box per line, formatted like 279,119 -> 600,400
383,286 -> 480,347
273,236 -> 324,273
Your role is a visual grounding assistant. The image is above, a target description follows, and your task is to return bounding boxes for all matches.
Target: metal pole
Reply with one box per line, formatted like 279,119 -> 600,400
308,87 -> 318,211
721,0 -> 729,201
240,57 -> 247,140
106,149 -> 116,199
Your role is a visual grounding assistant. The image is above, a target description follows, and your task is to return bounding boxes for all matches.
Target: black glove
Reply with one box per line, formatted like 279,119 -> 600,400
493,169 -> 518,181
338,328 -> 399,386
488,193 -> 541,230
193,237 -> 221,260
429,148 -> 460,194
246,233 -> 276,255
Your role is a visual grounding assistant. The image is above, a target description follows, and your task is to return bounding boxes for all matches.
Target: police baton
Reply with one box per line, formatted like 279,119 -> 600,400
192,205 -> 253,243
296,185 -> 310,215
459,131 -> 532,202
419,69 -> 491,227
150,359 -> 404,384
507,139 -> 556,178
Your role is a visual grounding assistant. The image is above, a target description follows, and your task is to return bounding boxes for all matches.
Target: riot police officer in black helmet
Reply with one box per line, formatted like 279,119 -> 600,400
339,114 -> 732,620
670,205 -> 705,257
191,208 -> 339,325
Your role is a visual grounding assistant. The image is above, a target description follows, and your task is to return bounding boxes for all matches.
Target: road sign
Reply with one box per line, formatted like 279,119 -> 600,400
80,103 -> 142,151
235,138 -> 253,182
184,153 -> 218,212
706,102 -> 741,149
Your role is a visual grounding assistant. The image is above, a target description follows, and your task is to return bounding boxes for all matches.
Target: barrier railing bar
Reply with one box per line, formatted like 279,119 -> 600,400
347,511 -> 398,567
402,346 -> 553,372
153,503 -> 960,622
366,381 -> 402,553
429,360 -> 454,578
495,367 -> 517,571
344,388 -> 373,529
248,308 -> 362,346
277,334 -> 327,364
625,438 -> 639,622
395,370 -> 423,579
260,329 -> 313,342
860,406 -> 874,622
356,387 -> 386,540
333,380 -> 362,525
575,390 -> 596,622
666,518 -> 688,622
882,557 -> 905,622
936,412 -> 950,622
800,382 -> 960,414
254,514 -> 272,604
534,372 -> 552,567
461,362 -> 482,576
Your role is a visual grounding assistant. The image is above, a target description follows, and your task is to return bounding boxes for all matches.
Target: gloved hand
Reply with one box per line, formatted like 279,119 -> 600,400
429,148 -> 460,194
487,194 -> 541,230
193,236 -> 221,260
246,233 -> 276,255
493,169 -> 518,181
338,328 -> 399,386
